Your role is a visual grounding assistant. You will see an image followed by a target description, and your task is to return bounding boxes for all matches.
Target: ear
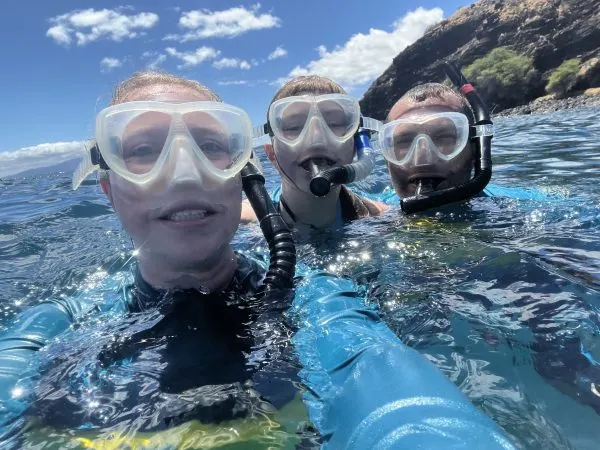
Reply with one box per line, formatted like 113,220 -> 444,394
99,177 -> 115,207
263,143 -> 276,163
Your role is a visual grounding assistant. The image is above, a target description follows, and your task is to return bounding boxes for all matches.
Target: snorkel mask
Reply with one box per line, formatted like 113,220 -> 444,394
376,61 -> 494,214
73,101 -> 296,292
254,94 -> 377,197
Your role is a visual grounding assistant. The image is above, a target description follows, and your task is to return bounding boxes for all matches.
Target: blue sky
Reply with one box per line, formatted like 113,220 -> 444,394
0,0 -> 471,176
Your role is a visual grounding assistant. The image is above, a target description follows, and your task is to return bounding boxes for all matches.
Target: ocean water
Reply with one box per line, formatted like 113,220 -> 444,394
1,107 -> 600,449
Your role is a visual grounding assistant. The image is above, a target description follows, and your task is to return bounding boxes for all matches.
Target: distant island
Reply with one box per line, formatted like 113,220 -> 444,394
360,0 -> 600,118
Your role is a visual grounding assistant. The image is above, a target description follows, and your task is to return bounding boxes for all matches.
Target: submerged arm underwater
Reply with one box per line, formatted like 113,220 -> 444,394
292,267 -> 516,449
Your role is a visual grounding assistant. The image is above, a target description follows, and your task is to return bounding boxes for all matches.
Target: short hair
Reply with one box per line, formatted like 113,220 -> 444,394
268,75 -> 346,119
390,82 -> 473,121
111,71 -> 221,105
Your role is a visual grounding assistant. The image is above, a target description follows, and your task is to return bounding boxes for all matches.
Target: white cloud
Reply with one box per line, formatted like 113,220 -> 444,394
0,141 -> 87,178
165,46 -> 220,68
100,57 -> 122,71
212,58 -> 252,70
217,80 -> 248,86
279,7 -> 443,89
164,3 -> 280,41
47,8 -> 159,46
142,51 -> 167,69
267,46 -> 287,60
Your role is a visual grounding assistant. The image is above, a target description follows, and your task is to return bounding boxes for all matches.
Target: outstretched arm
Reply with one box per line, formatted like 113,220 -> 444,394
291,269 -> 515,449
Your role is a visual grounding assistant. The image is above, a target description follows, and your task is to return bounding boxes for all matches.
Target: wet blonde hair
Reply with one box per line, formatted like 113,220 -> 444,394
99,71 -> 220,181
110,71 -> 221,105
268,75 -> 346,118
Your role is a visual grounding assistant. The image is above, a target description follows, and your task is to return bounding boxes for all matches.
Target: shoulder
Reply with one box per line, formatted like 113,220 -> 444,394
352,186 -> 400,207
358,195 -> 390,215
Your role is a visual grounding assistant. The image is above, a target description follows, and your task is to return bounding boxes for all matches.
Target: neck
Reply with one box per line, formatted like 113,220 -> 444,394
280,180 -> 341,228
137,246 -> 238,292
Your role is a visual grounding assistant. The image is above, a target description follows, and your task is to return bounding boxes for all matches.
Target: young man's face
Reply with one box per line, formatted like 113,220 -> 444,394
266,94 -> 355,194
101,84 -> 242,272
386,94 -> 476,199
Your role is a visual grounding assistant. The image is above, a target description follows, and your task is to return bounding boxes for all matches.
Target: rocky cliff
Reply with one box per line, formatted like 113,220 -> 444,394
360,0 -> 600,119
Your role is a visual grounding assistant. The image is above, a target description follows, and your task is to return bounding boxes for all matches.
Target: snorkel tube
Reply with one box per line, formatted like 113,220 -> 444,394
308,123 -> 375,197
400,61 -> 493,214
241,157 -> 296,291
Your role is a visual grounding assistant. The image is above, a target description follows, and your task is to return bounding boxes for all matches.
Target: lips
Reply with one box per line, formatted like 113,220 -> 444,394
408,172 -> 446,183
163,209 -> 213,221
299,156 -> 336,172
156,200 -> 219,223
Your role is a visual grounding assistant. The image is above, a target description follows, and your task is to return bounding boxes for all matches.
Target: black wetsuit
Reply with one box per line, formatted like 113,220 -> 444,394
30,254 -> 302,432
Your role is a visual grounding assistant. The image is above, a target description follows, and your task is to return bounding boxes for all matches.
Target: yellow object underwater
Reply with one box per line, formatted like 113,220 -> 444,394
23,394 -> 311,450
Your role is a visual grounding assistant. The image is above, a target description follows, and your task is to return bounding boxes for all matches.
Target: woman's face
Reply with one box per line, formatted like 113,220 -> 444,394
103,84 -> 242,271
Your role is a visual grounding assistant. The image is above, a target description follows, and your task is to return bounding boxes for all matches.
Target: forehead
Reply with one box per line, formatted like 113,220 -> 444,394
388,94 -> 463,121
117,83 -> 214,104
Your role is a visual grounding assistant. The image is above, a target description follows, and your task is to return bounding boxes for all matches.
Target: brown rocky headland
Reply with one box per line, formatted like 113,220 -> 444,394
360,0 -> 600,118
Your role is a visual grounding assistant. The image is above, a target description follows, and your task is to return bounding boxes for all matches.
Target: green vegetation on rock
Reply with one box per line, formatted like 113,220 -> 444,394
546,58 -> 582,97
463,47 -> 538,109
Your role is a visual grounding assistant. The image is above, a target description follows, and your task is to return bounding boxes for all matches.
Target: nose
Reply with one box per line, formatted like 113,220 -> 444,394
168,136 -> 203,184
304,115 -> 327,148
411,135 -> 437,167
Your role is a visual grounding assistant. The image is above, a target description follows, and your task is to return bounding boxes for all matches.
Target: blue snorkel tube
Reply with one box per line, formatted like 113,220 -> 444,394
401,61 -> 494,214
309,121 -> 375,197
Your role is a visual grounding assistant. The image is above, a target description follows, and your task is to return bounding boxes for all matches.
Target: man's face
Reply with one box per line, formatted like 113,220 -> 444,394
269,95 -> 355,193
386,94 -> 476,199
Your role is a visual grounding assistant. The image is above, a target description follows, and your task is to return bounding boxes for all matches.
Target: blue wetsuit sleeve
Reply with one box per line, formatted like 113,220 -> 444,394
290,268 -> 515,449
356,187 -> 400,206
482,183 -> 549,201
0,301 -> 72,442
0,273 -> 130,441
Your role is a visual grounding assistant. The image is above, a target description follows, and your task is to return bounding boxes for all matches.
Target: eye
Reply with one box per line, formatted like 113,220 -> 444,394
199,140 -> 228,157
123,144 -> 160,160
393,135 -> 415,147
281,122 -> 303,132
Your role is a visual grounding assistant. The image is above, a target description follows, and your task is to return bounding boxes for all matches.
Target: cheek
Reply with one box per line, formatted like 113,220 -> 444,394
388,164 -> 410,185
109,177 -> 151,230
340,140 -> 355,163
273,141 -> 295,168
449,145 -> 476,174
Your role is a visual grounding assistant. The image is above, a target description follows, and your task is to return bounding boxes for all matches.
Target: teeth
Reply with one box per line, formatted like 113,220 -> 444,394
166,209 -> 209,221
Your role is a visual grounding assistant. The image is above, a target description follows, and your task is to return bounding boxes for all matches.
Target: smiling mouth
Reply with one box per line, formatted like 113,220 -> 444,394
299,157 -> 336,172
160,209 -> 216,222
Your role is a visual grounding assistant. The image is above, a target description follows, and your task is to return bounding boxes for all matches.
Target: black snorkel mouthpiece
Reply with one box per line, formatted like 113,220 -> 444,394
400,61 -> 493,214
241,158 -> 296,292
308,126 -> 375,197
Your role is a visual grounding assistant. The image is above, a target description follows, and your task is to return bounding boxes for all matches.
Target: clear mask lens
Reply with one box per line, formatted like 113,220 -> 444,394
380,112 -> 469,166
269,94 -> 361,149
92,102 -> 253,186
